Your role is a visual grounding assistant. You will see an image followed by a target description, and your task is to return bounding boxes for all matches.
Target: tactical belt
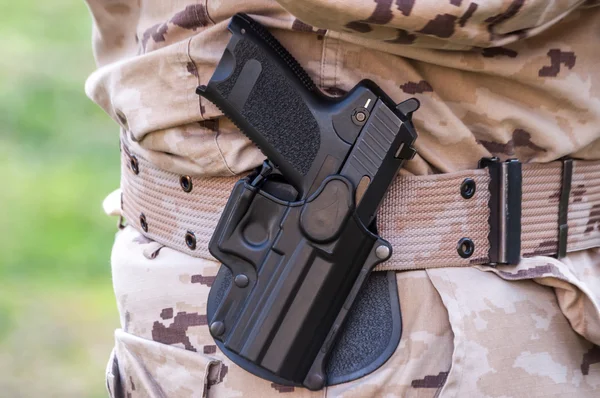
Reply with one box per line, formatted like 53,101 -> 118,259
121,147 -> 600,271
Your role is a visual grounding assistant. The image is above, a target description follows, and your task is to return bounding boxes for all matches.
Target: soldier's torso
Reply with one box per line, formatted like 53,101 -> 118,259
89,1 -> 600,396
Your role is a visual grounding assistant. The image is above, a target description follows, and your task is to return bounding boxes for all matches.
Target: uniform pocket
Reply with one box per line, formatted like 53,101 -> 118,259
113,329 -> 223,398
428,265 -> 600,397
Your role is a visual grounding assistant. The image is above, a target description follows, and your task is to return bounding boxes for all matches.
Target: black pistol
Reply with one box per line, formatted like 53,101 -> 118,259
197,13 -> 419,390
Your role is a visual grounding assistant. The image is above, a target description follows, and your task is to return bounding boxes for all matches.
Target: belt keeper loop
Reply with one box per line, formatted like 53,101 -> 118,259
557,158 -> 573,259
479,157 -> 522,265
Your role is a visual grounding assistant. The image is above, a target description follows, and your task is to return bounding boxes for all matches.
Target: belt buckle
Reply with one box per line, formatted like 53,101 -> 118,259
479,157 -> 522,265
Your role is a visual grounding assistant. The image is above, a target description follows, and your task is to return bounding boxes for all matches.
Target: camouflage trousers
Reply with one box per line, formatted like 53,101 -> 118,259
106,221 -> 600,398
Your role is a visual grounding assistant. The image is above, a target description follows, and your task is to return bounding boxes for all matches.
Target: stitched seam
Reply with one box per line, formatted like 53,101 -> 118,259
183,38 -> 199,121
213,131 -> 236,176
334,36 -> 341,90
193,2 -> 201,29
185,37 -> 204,120
320,33 -> 328,89
431,268 -> 465,398
186,31 -> 233,175
204,0 -> 215,25
580,285 -> 588,338
447,268 -> 466,398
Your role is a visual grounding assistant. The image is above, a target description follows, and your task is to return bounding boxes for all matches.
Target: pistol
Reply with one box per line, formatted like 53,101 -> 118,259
197,13 -> 418,390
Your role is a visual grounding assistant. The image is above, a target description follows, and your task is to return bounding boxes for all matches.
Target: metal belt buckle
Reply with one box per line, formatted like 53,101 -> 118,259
479,157 -> 522,265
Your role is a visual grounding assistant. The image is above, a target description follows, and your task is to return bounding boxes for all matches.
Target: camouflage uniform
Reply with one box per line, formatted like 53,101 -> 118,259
88,0 -> 600,396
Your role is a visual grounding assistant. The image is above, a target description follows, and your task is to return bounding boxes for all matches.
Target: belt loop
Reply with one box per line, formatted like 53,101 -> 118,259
479,157 -> 522,265
557,158 -> 573,259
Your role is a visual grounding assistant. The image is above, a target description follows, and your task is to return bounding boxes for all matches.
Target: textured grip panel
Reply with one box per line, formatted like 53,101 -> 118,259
215,32 -> 320,176
235,13 -> 317,93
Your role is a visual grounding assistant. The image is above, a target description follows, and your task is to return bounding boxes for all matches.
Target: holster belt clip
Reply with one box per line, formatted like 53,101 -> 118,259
479,157 -> 522,265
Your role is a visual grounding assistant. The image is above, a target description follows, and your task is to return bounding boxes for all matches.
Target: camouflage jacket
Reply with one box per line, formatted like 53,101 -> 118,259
86,0 -> 600,397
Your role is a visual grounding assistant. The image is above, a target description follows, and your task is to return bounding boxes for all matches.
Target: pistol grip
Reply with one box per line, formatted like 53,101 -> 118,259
197,14 -> 321,193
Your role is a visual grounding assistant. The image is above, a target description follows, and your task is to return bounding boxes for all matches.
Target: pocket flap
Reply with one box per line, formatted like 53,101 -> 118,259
114,329 -> 222,398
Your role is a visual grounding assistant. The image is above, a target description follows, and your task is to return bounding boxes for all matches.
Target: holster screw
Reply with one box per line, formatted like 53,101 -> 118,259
351,108 -> 369,126
375,244 -> 390,260
234,274 -> 249,288
210,321 -> 225,337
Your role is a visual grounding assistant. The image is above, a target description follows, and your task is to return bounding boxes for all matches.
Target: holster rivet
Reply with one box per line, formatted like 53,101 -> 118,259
210,321 -> 225,337
375,244 -> 390,260
234,274 -> 249,288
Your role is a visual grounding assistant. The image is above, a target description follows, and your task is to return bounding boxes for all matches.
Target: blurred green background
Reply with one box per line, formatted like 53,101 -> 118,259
0,1 -> 120,397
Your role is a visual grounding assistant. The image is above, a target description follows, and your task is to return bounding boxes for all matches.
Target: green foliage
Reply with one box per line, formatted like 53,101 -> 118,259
0,1 -> 119,280
0,0 -> 121,396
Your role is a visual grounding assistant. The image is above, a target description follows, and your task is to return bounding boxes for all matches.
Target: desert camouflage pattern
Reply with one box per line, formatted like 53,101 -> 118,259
85,0 -> 600,396
85,0 -> 600,178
